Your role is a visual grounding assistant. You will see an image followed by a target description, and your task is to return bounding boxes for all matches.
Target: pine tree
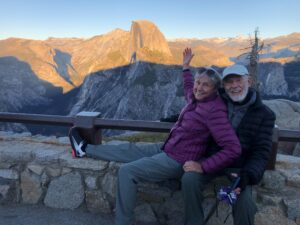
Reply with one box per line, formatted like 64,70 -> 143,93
241,28 -> 264,91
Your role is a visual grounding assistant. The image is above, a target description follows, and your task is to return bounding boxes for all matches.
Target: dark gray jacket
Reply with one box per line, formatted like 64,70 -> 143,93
207,88 -> 276,186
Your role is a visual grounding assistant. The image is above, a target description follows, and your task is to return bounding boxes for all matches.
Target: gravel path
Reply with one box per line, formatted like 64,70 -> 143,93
0,204 -> 114,225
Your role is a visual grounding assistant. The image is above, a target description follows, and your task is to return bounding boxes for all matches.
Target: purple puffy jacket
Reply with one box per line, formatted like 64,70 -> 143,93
162,70 -> 241,173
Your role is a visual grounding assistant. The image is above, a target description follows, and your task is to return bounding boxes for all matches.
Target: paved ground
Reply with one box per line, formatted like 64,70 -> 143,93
0,204 -> 114,225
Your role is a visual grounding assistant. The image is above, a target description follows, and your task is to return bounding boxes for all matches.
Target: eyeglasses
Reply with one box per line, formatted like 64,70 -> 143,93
197,67 -> 218,76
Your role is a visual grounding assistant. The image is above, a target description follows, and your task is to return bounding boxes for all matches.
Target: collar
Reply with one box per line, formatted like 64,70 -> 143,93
219,88 -> 263,108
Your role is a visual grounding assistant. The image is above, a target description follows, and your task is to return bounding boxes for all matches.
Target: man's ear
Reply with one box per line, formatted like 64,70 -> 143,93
247,76 -> 253,86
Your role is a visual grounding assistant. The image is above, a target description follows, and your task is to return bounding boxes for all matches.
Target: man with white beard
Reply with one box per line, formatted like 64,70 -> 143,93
182,64 -> 276,225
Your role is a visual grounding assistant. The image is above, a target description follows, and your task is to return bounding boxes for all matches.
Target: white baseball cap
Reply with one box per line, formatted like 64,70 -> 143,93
222,64 -> 249,80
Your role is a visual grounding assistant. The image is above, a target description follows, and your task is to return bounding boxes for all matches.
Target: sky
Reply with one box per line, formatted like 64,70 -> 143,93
0,0 -> 299,40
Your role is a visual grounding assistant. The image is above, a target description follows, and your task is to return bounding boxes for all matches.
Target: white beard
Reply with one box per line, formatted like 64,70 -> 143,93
228,88 -> 248,102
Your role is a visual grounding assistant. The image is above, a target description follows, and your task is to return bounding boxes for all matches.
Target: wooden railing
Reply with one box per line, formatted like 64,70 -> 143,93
1,112 -> 300,170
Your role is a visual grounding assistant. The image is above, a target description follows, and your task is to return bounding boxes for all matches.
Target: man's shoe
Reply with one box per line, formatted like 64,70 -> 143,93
69,127 -> 87,158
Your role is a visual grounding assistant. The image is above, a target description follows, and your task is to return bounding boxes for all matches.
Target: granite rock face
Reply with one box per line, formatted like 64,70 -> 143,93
68,62 -> 185,125
0,56 -> 60,112
129,20 -> 172,58
0,39 -> 75,92
264,99 -> 300,155
44,172 -> 84,209
67,61 -> 299,136
259,62 -> 289,97
264,99 -> 300,130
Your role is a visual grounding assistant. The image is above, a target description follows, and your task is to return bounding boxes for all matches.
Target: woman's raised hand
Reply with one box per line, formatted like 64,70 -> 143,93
183,48 -> 194,70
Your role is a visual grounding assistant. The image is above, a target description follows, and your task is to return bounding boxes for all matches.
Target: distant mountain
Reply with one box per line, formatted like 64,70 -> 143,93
129,20 -> 172,58
0,38 -> 76,92
67,62 -> 184,119
0,20 -> 300,135
0,56 -> 62,112
168,35 -> 250,59
1,20 -> 299,93
0,56 -> 63,133
170,33 -> 300,63
54,60 -> 297,136
0,20 -> 177,93
168,41 -> 231,67
1,60 -> 299,136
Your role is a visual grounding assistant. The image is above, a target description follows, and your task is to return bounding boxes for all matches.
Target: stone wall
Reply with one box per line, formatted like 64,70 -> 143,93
0,131 -> 299,225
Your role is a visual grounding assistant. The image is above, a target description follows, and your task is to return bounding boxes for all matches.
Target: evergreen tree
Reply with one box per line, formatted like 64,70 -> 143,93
240,28 -> 264,91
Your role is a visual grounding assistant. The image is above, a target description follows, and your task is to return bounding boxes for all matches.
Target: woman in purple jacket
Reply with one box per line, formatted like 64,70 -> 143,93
69,48 -> 241,225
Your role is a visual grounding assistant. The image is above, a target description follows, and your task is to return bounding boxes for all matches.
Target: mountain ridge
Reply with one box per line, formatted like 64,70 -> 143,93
1,21 -> 299,93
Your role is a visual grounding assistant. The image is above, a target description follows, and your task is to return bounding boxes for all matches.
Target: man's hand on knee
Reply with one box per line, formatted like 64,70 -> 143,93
229,172 -> 249,194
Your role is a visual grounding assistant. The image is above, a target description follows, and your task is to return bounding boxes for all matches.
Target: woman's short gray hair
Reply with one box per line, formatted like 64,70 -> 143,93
195,67 -> 221,89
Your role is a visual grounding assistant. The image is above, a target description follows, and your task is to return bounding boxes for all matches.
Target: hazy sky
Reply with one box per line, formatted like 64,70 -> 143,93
0,0 -> 299,40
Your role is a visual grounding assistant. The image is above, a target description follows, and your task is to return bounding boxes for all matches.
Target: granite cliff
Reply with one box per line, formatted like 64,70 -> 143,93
1,21 -> 299,93
0,20 -> 300,135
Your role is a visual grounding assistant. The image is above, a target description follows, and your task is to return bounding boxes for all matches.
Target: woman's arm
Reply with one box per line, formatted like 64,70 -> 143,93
182,48 -> 195,101
201,107 -> 241,174
183,48 -> 194,70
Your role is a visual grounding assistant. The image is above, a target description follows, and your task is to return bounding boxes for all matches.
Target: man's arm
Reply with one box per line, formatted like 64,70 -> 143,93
238,109 -> 276,188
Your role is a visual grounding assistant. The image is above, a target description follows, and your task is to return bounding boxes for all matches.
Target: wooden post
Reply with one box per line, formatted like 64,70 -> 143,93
266,126 -> 279,170
74,112 -> 102,144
